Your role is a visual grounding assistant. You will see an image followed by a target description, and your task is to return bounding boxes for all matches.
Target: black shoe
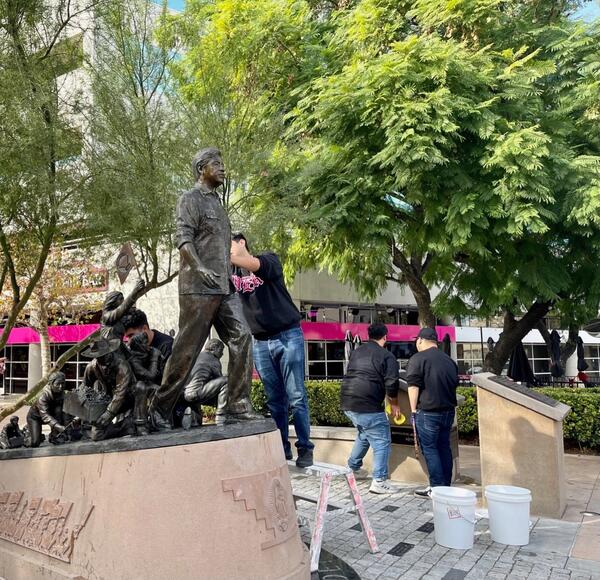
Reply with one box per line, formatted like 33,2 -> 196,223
414,486 -> 432,498
296,448 -> 314,468
285,451 -> 293,461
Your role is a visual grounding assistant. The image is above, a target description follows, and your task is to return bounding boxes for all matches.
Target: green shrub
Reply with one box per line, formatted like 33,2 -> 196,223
456,386 -> 478,435
208,381 -> 600,449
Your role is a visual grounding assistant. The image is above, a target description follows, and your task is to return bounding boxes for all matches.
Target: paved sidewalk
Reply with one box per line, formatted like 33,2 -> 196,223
291,458 -> 600,580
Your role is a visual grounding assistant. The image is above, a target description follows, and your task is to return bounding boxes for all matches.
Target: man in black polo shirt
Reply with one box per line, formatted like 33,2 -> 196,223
230,233 -> 314,467
406,327 -> 458,497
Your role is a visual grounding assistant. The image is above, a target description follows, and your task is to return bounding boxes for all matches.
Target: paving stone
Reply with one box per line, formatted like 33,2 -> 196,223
441,570 -> 468,580
387,542 -> 415,557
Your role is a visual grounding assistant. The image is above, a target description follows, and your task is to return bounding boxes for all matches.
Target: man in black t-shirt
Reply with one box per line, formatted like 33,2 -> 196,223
406,327 -> 458,497
123,309 -> 174,364
123,308 -> 199,427
231,233 -> 314,467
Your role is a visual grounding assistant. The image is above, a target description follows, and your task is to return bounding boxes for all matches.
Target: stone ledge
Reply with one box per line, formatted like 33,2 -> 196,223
0,418 -> 277,460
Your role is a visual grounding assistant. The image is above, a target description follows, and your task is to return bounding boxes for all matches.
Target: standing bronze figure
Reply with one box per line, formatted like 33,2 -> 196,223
151,148 -> 259,426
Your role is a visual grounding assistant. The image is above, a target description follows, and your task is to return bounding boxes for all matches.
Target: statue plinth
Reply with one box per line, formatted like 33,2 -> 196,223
0,420 -> 309,580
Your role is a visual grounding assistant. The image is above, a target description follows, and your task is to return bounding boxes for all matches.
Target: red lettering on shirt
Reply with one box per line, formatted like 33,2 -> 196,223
231,273 -> 264,293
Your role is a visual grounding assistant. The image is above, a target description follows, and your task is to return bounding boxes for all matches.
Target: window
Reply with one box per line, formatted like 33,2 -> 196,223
1,346 -> 30,394
306,341 -> 345,379
456,343 -> 483,375
51,344 -> 88,390
523,344 -> 551,378
583,345 -> 600,377
386,341 -> 416,370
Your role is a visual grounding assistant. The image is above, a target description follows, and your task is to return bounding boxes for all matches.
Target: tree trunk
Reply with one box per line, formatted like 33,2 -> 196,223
38,320 -> 52,377
410,279 -> 436,328
483,301 -> 552,374
392,246 -> 436,328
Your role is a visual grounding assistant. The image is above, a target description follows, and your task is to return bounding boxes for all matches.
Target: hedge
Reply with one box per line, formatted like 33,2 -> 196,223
242,381 -> 600,449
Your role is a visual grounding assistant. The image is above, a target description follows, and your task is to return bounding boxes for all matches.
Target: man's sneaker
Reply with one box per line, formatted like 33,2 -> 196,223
285,450 -> 293,461
349,468 -> 370,480
296,448 -> 314,468
414,486 -> 432,498
369,479 -> 398,494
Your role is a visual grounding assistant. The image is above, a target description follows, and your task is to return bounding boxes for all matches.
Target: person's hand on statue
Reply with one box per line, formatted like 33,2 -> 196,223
134,278 -> 145,293
230,239 -> 248,260
54,424 -> 66,433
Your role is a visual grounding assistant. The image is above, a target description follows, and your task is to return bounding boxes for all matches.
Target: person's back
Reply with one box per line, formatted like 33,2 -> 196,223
340,324 -> 400,495
406,328 -> 459,495
405,347 -> 458,411
341,342 -> 398,413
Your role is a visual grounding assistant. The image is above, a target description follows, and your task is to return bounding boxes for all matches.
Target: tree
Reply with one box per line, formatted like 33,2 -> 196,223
0,0 -> 98,352
161,0 -> 323,227
250,0 -> 600,380
84,0 -> 188,290
0,245 -> 105,375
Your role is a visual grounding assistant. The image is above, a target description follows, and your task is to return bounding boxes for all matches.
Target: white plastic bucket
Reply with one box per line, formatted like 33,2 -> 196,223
431,486 -> 477,549
485,485 -> 531,546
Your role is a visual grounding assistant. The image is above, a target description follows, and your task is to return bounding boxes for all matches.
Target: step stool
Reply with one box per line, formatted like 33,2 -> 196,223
289,460 -> 379,572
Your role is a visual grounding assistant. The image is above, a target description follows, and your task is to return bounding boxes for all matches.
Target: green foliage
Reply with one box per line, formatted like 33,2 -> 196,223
239,382 -> 600,449
86,0 -> 189,284
452,387 -> 600,448
456,386 -> 479,434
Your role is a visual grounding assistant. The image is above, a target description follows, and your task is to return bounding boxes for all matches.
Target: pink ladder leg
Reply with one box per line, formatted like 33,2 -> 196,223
310,472 -> 333,573
345,472 -> 379,553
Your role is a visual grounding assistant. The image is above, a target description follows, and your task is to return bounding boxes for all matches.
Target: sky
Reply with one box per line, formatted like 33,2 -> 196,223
575,0 -> 600,20
166,0 -> 185,11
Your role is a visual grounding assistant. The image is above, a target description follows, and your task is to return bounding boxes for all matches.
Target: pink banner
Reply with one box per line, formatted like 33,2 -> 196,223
0,324 -> 100,345
300,322 -> 455,342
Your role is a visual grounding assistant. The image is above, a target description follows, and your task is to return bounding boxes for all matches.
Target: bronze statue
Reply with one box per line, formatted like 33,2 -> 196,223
0,416 -> 24,449
128,332 -> 164,435
183,338 -> 229,426
80,337 -> 138,441
151,148 -> 260,427
26,371 -> 67,447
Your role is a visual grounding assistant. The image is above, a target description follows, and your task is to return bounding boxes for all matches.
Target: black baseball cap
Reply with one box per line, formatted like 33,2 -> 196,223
414,328 -> 438,341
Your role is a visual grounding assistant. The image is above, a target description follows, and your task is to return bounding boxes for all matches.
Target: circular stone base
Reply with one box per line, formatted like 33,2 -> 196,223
0,420 -> 309,579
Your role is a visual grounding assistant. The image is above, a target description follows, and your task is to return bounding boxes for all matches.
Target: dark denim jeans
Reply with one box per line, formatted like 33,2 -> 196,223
415,409 -> 455,487
253,326 -> 314,457
344,411 -> 391,480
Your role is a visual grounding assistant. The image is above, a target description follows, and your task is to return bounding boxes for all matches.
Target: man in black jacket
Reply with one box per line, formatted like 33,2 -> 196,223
341,323 -> 401,494
27,371 -> 67,447
406,327 -> 458,497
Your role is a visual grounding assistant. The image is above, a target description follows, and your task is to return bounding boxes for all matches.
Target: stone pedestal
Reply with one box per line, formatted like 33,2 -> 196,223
471,372 -> 571,518
0,420 -> 309,580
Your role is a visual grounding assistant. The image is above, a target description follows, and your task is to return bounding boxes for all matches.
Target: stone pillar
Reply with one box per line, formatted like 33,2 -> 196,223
472,372 -> 570,518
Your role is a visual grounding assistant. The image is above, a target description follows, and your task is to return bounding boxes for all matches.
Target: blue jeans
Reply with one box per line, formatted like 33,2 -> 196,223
344,411 -> 391,480
253,326 -> 314,456
415,409 -> 455,487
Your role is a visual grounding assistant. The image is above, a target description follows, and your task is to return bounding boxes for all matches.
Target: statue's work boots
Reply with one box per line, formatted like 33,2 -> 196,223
215,400 -> 263,426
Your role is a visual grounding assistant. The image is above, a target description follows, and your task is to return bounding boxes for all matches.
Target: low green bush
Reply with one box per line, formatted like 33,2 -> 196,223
206,381 -> 600,449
